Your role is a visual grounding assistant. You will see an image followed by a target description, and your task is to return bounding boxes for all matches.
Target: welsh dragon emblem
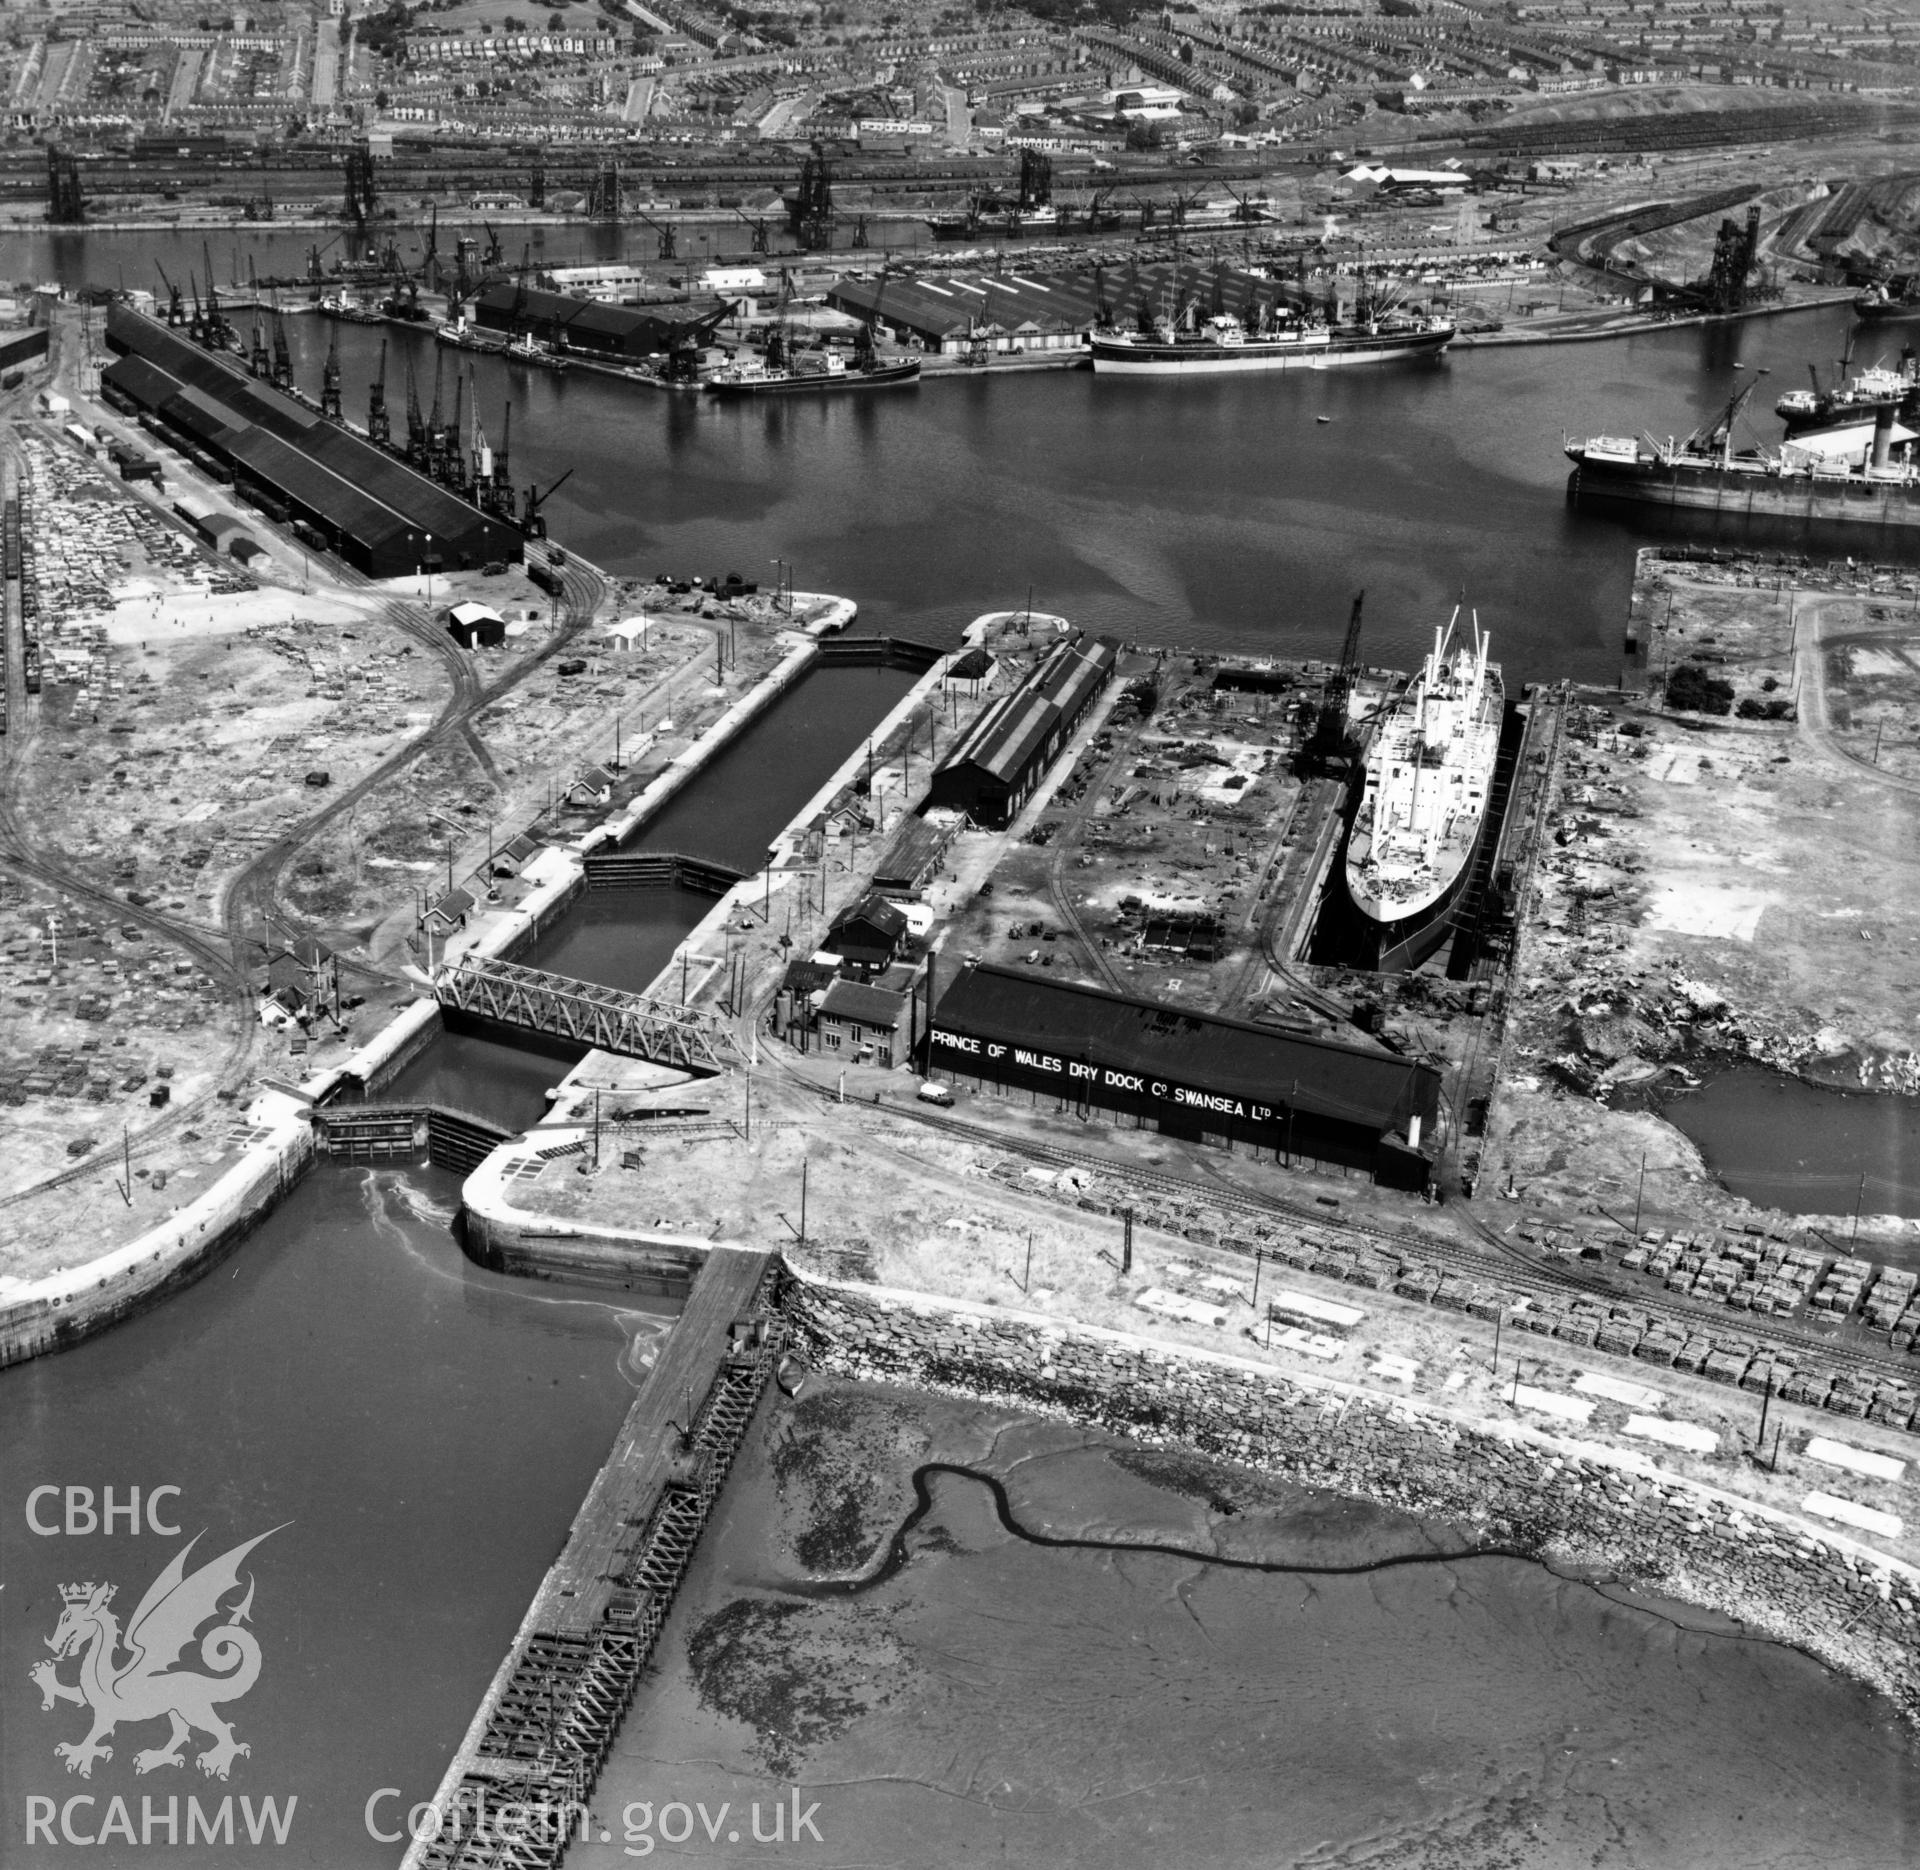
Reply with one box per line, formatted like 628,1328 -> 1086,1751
29,1527 -> 283,1781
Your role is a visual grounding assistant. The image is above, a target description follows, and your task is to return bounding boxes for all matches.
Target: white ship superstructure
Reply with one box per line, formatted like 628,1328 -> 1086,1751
1344,613 -> 1502,963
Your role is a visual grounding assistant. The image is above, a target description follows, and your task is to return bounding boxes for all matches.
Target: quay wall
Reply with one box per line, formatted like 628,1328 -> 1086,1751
582,595 -> 855,863
780,1267 -> 1920,1721
0,1106 -> 317,1371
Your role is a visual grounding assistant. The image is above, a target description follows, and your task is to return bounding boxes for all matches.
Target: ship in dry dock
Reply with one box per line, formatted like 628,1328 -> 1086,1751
1344,612 -> 1502,973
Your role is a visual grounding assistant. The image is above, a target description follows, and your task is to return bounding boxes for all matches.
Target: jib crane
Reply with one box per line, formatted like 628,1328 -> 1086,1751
320,324 -> 343,423
521,467 -> 574,539
155,263 -> 184,326
368,340 -> 391,450
635,206 -> 677,261
1303,591 -> 1366,773
404,357 -> 428,467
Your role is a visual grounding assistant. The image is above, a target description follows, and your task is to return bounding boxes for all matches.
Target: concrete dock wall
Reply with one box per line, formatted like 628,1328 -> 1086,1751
459,1135 -> 720,1295
781,1267 -> 1920,1722
0,1105 -> 317,1370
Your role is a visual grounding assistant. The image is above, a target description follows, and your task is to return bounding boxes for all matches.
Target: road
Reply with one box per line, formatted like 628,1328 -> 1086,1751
1795,593 -> 1920,800
0,328 -> 611,1211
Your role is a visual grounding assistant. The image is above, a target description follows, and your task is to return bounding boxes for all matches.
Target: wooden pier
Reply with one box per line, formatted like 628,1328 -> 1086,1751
404,1245 -> 781,1870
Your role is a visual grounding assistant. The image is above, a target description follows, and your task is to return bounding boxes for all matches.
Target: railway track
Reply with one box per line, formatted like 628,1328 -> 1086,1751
868,1096 -> 1920,1393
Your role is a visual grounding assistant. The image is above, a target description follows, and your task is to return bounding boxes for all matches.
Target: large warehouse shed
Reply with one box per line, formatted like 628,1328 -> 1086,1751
925,632 -> 1117,828
471,284 -> 721,360
102,306 -> 507,577
828,261 -> 1311,356
925,962 -> 1439,1188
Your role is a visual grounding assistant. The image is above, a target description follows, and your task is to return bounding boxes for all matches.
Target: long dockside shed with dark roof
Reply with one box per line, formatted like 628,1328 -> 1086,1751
102,305 -> 511,577
471,284 -> 722,360
924,961 -> 1439,1188
925,632 -> 1117,828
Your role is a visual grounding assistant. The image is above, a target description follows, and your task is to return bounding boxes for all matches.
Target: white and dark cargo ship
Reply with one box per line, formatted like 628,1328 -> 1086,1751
1090,305 -> 1454,376
1343,613 -> 1502,973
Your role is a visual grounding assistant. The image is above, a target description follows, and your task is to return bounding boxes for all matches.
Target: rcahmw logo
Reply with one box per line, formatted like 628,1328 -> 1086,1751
21,1504 -> 296,1847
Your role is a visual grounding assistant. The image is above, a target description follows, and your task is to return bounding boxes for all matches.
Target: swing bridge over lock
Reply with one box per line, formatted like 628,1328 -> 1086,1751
433,953 -> 742,1073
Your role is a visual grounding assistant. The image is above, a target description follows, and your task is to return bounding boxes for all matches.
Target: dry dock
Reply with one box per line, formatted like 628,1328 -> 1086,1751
403,1246 -> 780,1869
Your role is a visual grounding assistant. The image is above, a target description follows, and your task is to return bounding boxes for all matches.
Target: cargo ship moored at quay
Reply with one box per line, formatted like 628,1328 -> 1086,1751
1566,409 -> 1920,529
1090,307 -> 1454,375
1344,613 -> 1502,974
705,351 -> 921,396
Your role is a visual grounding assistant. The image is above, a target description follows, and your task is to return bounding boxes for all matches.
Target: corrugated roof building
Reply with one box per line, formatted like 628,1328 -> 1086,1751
926,632 -> 1117,827
103,306 -> 511,577
927,961 -> 1438,1187
471,284 -> 723,360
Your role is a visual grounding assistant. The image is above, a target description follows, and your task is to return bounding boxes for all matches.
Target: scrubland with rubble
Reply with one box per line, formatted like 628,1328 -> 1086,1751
1489,555 -> 1920,1240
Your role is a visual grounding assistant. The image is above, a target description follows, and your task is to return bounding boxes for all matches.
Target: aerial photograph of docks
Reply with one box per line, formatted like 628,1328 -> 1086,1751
10,1 -> 1920,1865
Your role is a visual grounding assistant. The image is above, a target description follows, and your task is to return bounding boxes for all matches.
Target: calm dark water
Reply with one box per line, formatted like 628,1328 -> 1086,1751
629,662 -> 919,868
1664,1064 -> 1920,1233
34,232 -> 1891,681
379,1020 -> 585,1129
0,1165 -> 671,1867
263,296 -> 1895,685
522,879 -> 718,996
521,663 -> 918,992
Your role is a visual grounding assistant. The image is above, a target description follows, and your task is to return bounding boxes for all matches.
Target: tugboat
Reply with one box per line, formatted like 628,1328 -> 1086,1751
316,290 -> 384,325
1854,277 -> 1920,323
434,314 -> 506,354
503,330 -> 570,375
1344,611 -> 1502,973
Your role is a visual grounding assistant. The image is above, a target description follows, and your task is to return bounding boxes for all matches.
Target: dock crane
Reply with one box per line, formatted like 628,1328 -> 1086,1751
248,307 -> 270,379
468,374 -> 492,506
634,206 -> 677,261
320,323 -> 344,423
155,263 -> 184,326
403,357 -> 428,467
1302,591 -> 1367,775
421,203 -> 442,293
368,340 -> 392,450
447,369 -> 469,495
427,351 -> 449,483
521,467 -> 574,539
734,208 -> 772,255
202,242 -> 232,350
482,222 -> 505,271
270,309 -> 293,391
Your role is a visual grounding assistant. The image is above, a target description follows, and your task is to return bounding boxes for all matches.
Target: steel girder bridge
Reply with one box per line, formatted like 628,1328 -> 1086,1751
435,955 -> 738,1073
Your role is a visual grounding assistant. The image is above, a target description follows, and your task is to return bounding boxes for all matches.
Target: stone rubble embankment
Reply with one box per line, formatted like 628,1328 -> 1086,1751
781,1267 -> 1920,1723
